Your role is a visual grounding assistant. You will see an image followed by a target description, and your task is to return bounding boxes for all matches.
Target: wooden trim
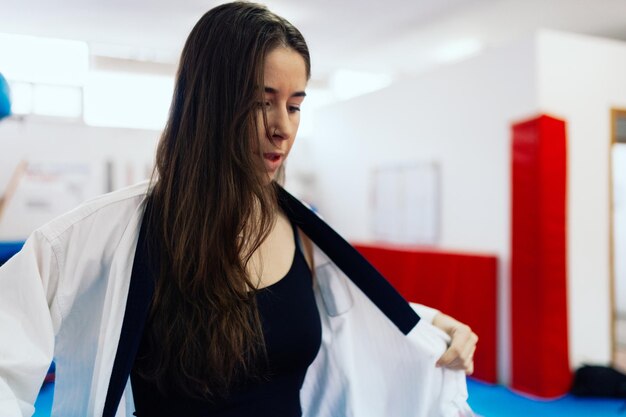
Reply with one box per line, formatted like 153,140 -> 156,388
609,108 -> 626,365
0,160 -> 27,223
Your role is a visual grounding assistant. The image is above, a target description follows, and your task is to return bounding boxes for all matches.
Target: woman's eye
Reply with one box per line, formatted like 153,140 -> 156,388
288,106 -> 301,113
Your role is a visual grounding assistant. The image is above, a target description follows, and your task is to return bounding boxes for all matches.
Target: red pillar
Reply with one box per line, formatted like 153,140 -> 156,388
510,114 -> 571,397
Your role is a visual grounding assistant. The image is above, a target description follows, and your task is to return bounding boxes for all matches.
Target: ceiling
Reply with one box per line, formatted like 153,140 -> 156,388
2,0 -> 626,87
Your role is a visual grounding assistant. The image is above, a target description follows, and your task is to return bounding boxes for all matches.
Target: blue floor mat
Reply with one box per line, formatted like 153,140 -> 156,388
34,378 -> 626,416
34,382 -> 54,417
467,378 -> 626,416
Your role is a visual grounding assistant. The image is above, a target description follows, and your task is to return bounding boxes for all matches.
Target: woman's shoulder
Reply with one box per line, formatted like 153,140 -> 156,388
37,181 -> 151,243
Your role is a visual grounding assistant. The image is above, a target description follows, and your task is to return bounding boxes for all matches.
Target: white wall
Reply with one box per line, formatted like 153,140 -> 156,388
537,30 -> 626,367
306,37 -> 538,383
310,39 -> 537,246
0,117 -> 158,239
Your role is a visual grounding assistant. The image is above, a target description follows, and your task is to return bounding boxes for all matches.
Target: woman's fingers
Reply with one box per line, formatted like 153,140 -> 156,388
436,324 -> 478,374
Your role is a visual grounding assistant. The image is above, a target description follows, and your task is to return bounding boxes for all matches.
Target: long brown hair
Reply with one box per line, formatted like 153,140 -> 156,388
140,1 -> 311,398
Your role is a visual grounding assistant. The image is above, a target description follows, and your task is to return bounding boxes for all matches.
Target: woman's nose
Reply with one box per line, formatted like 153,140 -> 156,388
270,111 -> 292,141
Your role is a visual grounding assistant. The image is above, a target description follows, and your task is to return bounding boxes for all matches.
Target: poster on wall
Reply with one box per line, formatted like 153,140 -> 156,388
104,158 -> 154,193
371,161 -> 440,245
0,160 -> 93,240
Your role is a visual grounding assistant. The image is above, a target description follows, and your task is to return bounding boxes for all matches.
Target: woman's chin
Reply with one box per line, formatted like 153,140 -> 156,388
264,170 -> 277,184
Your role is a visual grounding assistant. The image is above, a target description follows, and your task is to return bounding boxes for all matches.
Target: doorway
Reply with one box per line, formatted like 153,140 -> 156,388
611,109 -> 626,372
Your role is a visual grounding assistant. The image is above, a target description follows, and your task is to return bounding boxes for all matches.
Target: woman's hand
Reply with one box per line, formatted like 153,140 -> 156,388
432,313 -> 478,375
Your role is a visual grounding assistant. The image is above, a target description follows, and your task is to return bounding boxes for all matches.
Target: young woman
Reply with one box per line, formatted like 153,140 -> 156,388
0,2 -> 477,416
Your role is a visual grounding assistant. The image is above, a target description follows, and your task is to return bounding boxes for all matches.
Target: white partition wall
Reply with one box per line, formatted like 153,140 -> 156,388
294,30 -> 626,383
305,36 -> 538,384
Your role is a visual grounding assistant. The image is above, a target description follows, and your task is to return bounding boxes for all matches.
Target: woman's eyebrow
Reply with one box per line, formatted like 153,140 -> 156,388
264,86 -> 306,98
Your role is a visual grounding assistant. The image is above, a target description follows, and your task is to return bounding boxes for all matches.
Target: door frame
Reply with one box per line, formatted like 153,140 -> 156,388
610,108 -> 626,365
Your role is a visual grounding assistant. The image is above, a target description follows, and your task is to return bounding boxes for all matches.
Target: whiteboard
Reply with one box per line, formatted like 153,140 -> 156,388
371,162 -> 440,245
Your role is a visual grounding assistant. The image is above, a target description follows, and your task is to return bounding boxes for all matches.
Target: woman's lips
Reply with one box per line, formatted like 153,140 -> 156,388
263,152 -> 283,172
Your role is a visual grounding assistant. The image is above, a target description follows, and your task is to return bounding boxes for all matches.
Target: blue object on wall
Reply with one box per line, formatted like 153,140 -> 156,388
0,72 -> 11,120
0,241 -> 24,266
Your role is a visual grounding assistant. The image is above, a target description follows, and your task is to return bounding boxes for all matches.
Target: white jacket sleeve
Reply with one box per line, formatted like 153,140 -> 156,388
0,231 -> 57,417
410,303 -> 440,324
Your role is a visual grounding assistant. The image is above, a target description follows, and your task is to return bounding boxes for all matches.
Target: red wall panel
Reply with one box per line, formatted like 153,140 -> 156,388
354,243 -> 498,384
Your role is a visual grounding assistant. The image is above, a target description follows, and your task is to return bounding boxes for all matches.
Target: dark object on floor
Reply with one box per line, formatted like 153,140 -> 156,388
570,365 -> 626,398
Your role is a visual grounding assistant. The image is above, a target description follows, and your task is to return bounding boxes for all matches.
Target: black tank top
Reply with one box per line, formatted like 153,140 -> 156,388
130,222 -> 322,417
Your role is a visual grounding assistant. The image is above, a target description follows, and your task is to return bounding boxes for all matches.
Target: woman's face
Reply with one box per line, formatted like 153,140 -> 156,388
256,47 -> 307,181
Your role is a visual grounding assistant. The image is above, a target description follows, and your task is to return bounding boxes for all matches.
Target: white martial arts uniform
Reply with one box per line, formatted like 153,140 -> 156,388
0,182 -> 473,417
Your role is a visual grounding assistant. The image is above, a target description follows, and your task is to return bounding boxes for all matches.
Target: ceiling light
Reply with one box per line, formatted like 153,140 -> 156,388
0,33 -> 88,86
330,70 -> 394,101
434,38 -> 483,64
84,71 -> 174,130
